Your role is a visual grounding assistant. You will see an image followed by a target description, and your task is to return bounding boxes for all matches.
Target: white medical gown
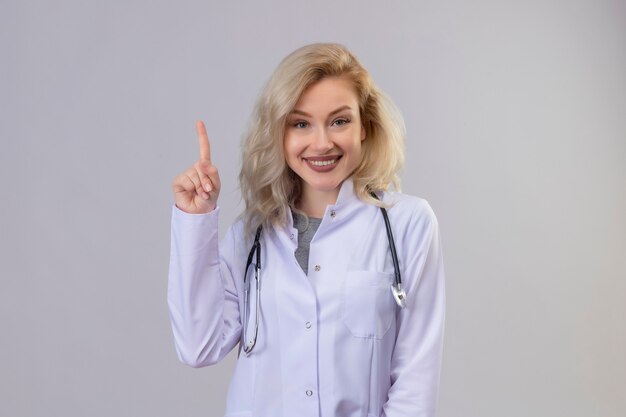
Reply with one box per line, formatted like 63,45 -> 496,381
168,179 -> 446,417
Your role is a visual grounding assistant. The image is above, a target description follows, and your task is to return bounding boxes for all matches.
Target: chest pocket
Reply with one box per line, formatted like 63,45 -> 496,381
343,271 -> 396,339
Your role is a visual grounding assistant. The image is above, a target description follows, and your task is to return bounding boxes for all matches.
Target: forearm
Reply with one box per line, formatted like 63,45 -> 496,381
167,205 -> 241,367
383,202 -> 446,416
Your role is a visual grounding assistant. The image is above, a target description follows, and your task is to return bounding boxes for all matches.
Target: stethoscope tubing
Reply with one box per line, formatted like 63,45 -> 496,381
241,195 -> 407,355
242,227 -> 262,355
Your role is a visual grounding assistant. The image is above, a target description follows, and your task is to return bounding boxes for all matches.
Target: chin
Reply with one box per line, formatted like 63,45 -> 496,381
308,179 -> 343,193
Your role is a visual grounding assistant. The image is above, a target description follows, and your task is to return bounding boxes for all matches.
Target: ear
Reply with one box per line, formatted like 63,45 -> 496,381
361,125 -> 366,142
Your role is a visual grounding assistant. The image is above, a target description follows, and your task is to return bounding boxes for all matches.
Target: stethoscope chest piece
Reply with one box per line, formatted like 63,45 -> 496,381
391,284 -> 407,309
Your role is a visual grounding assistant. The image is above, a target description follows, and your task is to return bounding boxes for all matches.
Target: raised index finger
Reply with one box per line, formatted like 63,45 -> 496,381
196,120 -> 211,161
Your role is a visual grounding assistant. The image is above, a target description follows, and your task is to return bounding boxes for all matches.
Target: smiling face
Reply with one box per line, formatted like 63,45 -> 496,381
284,76 -> 366,211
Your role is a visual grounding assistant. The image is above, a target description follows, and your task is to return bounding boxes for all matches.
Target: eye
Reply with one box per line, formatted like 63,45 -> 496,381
332,117 -> 351,126
293,121 -> 309,129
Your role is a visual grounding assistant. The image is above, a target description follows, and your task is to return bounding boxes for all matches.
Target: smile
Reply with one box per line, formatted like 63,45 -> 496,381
303,156 -> 342,172
309,159 -> 336,166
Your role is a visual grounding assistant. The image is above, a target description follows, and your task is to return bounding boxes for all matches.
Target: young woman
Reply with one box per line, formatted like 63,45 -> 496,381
169,43 -> 446,417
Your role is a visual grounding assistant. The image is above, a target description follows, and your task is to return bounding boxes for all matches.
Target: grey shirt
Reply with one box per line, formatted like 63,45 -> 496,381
292,211 -> 322,275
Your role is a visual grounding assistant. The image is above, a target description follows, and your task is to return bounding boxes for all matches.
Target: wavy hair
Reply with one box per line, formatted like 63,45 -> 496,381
239,43 -> 405,235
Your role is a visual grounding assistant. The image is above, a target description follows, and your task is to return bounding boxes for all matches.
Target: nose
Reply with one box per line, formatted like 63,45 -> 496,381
310,127 -> 333,153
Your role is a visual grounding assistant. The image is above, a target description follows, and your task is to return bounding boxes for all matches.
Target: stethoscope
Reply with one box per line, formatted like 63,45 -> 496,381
241,193 -> 407,356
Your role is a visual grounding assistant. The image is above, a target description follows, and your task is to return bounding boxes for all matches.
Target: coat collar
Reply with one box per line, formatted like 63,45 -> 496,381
333,177 -> 359,208
278,177 -> 361,244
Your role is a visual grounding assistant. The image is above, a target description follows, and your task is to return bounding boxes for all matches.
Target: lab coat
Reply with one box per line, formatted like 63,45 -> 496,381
168,179 -> 446,417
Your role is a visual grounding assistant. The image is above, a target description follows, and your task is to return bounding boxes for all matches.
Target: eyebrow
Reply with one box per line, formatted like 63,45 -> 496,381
289,105 -> 353,118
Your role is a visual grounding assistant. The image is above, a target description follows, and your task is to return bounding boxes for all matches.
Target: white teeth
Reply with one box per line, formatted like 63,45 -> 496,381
308,159 -> 336,166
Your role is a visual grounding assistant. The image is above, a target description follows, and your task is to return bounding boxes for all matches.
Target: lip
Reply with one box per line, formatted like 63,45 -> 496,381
303,155 -> 342,172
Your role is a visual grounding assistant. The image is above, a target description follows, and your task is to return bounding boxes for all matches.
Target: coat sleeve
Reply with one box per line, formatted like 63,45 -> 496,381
167,204 -> 242,368
382,200 -> 446,417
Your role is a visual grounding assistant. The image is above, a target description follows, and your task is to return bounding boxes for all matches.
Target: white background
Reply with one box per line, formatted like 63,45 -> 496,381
1,0 -> 625,416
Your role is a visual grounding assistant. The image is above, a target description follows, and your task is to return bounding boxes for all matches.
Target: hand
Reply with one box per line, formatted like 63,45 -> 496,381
171,121 -> 221,214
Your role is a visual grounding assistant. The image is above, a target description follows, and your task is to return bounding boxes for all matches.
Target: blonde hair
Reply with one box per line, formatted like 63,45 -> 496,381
239,43 -> 405,235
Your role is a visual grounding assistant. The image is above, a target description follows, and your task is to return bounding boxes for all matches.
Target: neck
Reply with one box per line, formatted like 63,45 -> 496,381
297,186 -> 340,218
